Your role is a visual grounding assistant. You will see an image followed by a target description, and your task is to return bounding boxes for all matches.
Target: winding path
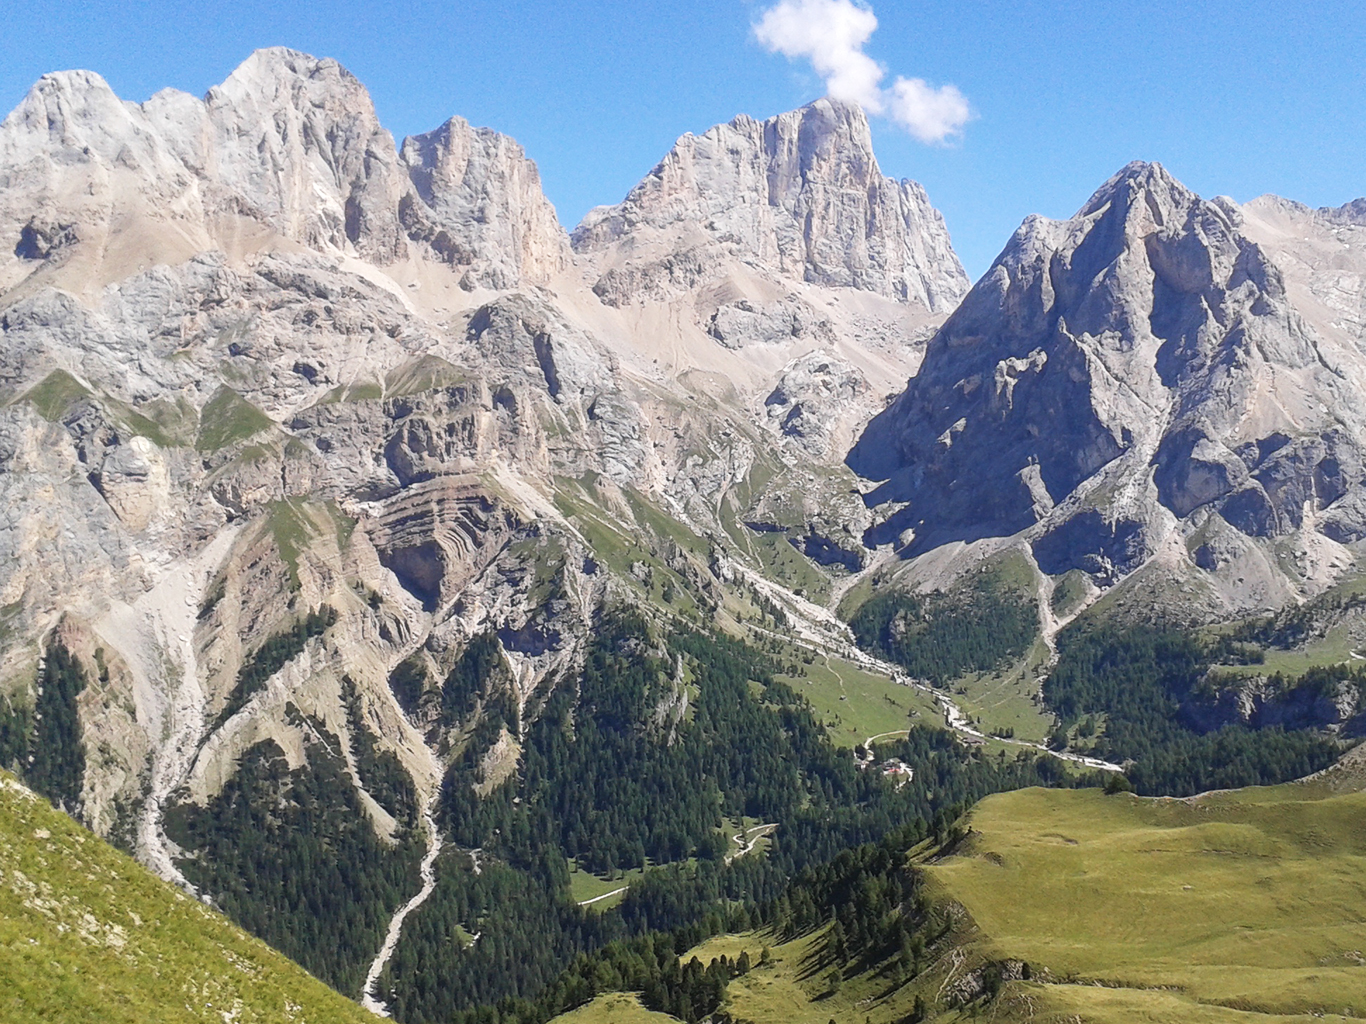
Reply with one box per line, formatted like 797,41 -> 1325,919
727,822 -> 776,861
362,804 -> 444,1017
577,886 -> 629,907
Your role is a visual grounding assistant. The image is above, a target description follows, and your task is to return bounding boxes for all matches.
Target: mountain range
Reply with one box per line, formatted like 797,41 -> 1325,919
1,47 -> 1364,1024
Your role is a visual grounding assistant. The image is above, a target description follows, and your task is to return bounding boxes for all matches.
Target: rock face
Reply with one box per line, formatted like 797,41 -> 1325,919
0,47 -> 570,294
400,117 -> 571,288
572,98 -> 967,311
0,49 -> 972,874
763,350 -> 869,458
565,97 -> 964,524
851,161 -> 1366,605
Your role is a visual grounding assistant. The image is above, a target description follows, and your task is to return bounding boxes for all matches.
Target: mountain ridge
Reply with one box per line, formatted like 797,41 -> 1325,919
850,158 -> 1366,618
1,44 -> 1364,1024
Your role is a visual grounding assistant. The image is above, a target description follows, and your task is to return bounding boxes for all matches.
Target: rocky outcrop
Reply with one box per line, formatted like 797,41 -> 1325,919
762,350 -> 869,457
364,477 -> 525,613
201,48 -> 413,262
572,98 -> 967,311
399,117 -> 571,288
1182,669 -> 1366,735
850,162 -> 1366,604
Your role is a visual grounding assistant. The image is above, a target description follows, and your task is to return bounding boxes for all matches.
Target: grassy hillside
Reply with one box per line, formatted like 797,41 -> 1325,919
0,771 -> 374,1024
550,778 -> 1366,1024
551,993 -> 679,1024
685,928 -> 924,1024
774,655 -> 941,748
928,784 -> 1366,1021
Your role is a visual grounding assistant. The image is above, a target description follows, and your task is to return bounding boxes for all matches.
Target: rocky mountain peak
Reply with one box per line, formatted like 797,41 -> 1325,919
399,116 -> 571,289
571,97 -> 967,310
215,46 -> 360,92
0,48 -> 570,288
851,160 -> 1362,605
200,48 -> 410,262
3,69 -> 138,163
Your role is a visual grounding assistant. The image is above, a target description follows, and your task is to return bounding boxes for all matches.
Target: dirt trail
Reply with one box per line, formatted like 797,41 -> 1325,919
727,822 -> 776,861
931,685 -> 1124,772
362,802 -> 444,1017
577,886 -> 629,907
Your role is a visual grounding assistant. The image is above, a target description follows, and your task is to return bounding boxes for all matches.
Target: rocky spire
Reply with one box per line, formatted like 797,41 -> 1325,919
571,97 -> 967,310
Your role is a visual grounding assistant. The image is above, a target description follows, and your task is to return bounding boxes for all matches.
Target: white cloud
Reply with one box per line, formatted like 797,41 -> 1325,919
886,76 -> 972,145
753,0 -> 884,110
753,0 -> 971,145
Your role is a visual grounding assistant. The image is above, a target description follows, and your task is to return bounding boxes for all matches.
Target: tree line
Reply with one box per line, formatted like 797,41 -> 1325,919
1043,623 -> 1340,794
849,576 -> 1037,685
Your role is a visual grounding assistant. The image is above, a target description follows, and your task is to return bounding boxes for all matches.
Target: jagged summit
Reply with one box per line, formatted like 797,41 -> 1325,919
851,160 -> 1364,608
399,114 -> 570,289
0,47 -> 570,291
572,97 -> 967,311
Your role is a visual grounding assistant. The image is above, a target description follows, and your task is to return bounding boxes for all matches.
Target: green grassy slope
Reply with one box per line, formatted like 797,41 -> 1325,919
551,993 -> 680,1024
0,772 -> 374,1024
551,777 -> 1366,1024
776,655 -> 941,748
928,785 -> 1366,1021
685,929 -> 927,1024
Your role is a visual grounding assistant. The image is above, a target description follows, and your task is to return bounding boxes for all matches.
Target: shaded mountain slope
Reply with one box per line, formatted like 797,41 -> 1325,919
851,162 -> 1366,616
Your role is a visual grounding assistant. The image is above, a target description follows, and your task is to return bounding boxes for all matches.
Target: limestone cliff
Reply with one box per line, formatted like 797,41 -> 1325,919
573,98 -> 967,311
851,162 -> 1366,611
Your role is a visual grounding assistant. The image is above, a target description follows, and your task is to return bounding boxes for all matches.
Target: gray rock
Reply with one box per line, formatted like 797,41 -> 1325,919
851,162 -> 1366,608
573,98 -> 968,311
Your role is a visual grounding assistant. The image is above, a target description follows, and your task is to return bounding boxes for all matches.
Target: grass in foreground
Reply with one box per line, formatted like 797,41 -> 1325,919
928,784 -> 1366,1021
0,772 -> 374,1024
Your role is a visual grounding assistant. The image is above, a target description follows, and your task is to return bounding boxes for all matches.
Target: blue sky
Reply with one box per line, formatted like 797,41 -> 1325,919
3,0 -> 1362,279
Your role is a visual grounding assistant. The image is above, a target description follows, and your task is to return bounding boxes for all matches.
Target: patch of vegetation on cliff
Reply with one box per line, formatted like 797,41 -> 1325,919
441,631 -> 508,728
341,674 -> 419,827
194,385 -> 272,451
0,641 -> 88,814
20,369 -> 90,420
